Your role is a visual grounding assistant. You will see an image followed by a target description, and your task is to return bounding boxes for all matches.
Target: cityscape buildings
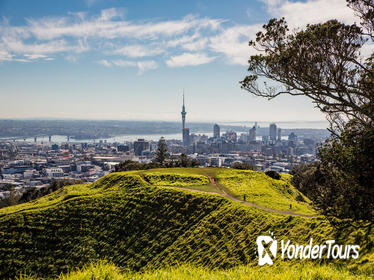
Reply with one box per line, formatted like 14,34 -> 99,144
249,125 -> 256,142
0,97 -> 328,201
269,123 -> 277,141
214,124 -> 220,139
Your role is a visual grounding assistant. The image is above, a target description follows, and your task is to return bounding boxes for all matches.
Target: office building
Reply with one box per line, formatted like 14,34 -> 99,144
249,125 -> 256,142
277,128 -> 282,141
213,124 -> 220,139
134,139 -> 150,156
269,123 -> 277,141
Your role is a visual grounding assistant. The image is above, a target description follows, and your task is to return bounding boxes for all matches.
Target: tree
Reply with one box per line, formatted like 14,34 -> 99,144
290,162 -> 320,196
241,0 -> 374,224
265,170 -> 281,180
180,153 -> 189,167
348,0 -> 374,41
315,121 -> 374,223
114,160 -> 161,172
240,17 -> 373,133
154,137 -> 168,165
178,154 -> 200,168
231,162 -> 257,170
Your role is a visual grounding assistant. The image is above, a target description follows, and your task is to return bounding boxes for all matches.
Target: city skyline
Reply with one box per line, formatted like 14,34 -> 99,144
0,0 -> 367,122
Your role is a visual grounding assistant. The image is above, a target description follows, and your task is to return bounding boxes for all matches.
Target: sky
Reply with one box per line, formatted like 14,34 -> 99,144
0,0 -> 366,123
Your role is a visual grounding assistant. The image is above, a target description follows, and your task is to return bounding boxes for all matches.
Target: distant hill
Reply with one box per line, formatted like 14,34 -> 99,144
0,119 -> 329,139
0,168 -> 372,279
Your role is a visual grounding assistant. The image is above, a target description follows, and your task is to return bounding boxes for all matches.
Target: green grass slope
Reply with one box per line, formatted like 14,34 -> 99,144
20,261 -> 372,280
0,169 -> 372,279
215,169 -> 314,214
138,168 -> 314,214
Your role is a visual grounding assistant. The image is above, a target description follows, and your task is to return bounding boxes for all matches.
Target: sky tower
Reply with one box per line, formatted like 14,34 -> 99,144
181,91 -> 186,130
181,91 -> 190,146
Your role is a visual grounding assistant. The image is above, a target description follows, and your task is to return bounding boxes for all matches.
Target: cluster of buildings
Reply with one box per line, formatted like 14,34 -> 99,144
0,141 -> 152,198
0,95 -> 325,199
176,96 -> 320,172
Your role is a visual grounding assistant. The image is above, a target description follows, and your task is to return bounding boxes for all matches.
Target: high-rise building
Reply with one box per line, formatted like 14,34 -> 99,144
277,128 -> 282,141
213,124 -> 220,139
181,93 -> 190,146
134,139 -> 150,156
269,123 -> 277,141
183,128 -> 190,146
249,125 -> 256,142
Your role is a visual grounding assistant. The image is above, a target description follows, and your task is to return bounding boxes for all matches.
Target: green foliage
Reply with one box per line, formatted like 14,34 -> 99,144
114,160 -> 161,172
0,179 -> 83,209
0,191 -> 20,208
240,0 -> 374,224
240,17 -> 372,129
154,137 -> 168,164
290,162 -> 319,197
177,153 -> 200,168
0,184 -> 15,192
307,123 -> 373,224
231,162 -> 257,170
265,170 -> 281,180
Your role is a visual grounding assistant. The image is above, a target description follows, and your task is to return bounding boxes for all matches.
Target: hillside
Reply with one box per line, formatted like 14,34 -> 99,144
21,261 -> 372,280
0,168 -> 372,279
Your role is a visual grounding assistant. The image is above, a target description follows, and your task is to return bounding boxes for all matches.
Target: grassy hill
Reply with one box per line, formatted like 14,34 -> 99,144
20,261 -> 372,280
0,168 -> 372,279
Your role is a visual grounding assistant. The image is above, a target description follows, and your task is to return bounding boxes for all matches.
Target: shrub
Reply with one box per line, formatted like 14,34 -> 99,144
265,170 -> 281,180
231,162 -> 257,170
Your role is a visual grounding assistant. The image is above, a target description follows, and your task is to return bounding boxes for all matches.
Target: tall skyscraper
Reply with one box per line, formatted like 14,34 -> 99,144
277,128 -> 282,141
181,92 -> 190,146
183,128 -> 190,146
213,124 -> 220,139
269,123 -> 277,141
249,124 -> 256,142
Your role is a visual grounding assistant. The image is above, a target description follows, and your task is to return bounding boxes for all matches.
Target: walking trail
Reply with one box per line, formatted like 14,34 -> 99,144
141,174 -> 314,218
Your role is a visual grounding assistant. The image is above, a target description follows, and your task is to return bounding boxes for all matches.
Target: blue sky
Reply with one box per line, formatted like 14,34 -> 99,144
0,0 -> 362,123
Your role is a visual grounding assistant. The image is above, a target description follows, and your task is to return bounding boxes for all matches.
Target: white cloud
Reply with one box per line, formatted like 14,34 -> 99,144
2,37 -> 80,54
99,8 -> 125,21
0,49 -> 13,62
166,52 -> 216,67
0,9 -> 225,68
99,59 -> 158,74
0,2 -> 367,70
24,54 -> 48,59
114,44 -> 164,58
111,60 -> 136,67
264,0 -> 357,29
18,13 -> 222,41
137,60 -> 158,74
97,59 -> 112,67
209,25 -> 261,65
183,38 -> 208,51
